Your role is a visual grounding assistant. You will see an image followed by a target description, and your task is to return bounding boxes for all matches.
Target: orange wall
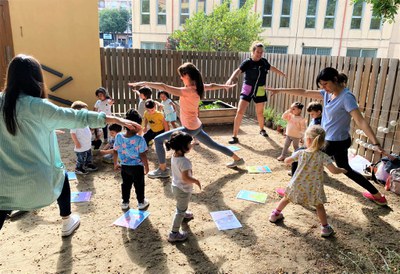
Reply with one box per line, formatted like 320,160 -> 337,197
8,0 -> 101,107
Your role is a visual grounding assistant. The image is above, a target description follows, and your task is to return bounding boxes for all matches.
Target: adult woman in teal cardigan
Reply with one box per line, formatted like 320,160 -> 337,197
0,55 -> 140,236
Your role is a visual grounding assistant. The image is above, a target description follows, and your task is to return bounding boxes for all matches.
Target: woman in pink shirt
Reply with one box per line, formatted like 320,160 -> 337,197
129,62 -> 245,179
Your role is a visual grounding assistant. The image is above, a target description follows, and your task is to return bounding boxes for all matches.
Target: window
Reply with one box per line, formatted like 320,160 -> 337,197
351,1 -> 364,29
324,0 -> 336,28
305,0 -> 318,28
141,42 -> 166,50
157,0 -> 166,25
239,0 -> 246,8
280,0 -> 291,28
141,0 -> 150,25
347,48 -> 377,57
262,0 -> 273,28
302,47 -> 331,56
370,10 -> 381,29
98,1 -> 105,9
266,46 -> 288,54
197,0 -> 206,13
180,0 -> 190,25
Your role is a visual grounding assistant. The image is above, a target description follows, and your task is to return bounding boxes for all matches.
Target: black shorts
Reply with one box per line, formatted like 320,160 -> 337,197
240,84 -> 268,103
240,93 -> 268,103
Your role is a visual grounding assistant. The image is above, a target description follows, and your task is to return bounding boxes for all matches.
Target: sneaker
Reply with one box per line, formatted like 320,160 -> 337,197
276,188 -> 285,197
226,158 -> 245,168
168,231 -> 188,242
148,168 -> 170,179
7,210 -> 26,218
61,214 -> 80,237
362,192 -> 388,206
85,163 -> 98,172
121,201 -> 129,210
269,210 -> 284,223
75,167 -> 88,175
228,137 -> 239,144
184,211 -> 194,220
287,171 -> 292,176
260,130 -> 269,138
138,198 -> 150,210
321,224 -> 334,237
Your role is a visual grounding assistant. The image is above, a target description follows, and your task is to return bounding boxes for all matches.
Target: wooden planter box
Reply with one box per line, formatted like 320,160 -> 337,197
175,100 -> 237,125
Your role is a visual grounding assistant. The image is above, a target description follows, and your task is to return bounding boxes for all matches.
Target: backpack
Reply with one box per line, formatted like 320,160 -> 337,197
370,154 -> 400,185
385,168 -> 400,195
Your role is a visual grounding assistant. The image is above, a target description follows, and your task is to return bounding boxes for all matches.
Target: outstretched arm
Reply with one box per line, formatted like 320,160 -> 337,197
129,82 -> 184,97
204,83 -> 236,91
225,68 -> 242,85
270,66 -> 286,77
326,163 -> 347,174
267,87 -> 322,100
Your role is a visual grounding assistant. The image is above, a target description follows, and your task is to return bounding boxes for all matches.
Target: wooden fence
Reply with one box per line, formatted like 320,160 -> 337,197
100,48 -> 399,162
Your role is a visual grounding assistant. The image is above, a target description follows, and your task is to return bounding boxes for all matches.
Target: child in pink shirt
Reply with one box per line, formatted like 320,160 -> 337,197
128,62 -> 245,178
277,102 -> 307,161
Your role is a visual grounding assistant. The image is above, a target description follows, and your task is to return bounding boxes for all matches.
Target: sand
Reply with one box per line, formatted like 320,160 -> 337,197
1,118 -> 399,273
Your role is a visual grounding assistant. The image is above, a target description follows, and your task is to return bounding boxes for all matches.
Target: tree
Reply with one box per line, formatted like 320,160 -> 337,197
354,0 -> 400,22
169,0 -> 262,52
99,8 -> 130,38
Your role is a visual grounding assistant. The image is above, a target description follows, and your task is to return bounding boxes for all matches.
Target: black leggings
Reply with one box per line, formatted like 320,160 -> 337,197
291,138 -> 379,194
0,173 -> 72,230
324,138 -> 378,194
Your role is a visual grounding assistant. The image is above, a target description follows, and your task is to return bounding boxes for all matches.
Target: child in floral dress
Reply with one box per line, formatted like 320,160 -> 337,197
269,125 -> 347,237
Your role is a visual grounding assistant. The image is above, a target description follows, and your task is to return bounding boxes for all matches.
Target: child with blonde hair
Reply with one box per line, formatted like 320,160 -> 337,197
71,101 -> 98,174
277,102 -> 307,161
269,125 -> 347,237
165,131 -> 201,242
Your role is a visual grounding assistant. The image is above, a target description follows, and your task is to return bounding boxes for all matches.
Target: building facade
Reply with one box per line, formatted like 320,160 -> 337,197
131,0 -> 400,58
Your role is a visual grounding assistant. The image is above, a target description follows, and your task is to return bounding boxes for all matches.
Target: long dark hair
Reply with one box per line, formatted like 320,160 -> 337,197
165,131 -> 193,156
177,62 -> 204,99
316,67 -> 347,88
1,54 -> 47,135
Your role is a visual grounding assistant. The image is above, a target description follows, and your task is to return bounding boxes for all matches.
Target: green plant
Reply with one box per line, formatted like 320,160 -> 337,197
263,107 -> 275,122
273,114 -> 287,128
199,100 -> 225,110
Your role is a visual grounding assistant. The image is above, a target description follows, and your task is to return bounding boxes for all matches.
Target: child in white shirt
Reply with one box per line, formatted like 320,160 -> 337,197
71,101 -> 98,174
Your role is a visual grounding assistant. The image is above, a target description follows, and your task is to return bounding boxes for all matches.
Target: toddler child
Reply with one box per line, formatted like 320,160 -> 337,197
158,90 -> 179,128
131,86 -> 152,117
70,101 -> 98,175
94,87 -> 114,142
269,125 -> 347,237
100,123 -> 122,163
307,101 -> 323,126
143,99 -> 169,146
277,102 -> 307,161
165,131 -> 201,242
113,109 -> 149,210
288,101 -> 323,177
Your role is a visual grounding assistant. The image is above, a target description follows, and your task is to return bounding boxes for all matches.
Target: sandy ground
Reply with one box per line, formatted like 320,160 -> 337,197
1,118 -> 399,274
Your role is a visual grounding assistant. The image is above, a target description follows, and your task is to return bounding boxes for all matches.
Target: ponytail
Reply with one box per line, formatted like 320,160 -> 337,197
305,125 -> 326,152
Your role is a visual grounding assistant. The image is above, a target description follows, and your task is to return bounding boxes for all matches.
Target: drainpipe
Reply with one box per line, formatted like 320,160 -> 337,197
338,0 -> 348,56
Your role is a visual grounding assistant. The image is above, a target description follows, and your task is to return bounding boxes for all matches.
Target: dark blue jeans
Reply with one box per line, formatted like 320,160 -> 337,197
75,149 -> 93,169
0,173 -> 71,230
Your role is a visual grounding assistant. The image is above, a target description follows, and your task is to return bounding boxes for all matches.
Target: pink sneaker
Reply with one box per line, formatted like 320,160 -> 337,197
362,192 -> 388,206
276,188 -> 285,197
269,210 -> 284,223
